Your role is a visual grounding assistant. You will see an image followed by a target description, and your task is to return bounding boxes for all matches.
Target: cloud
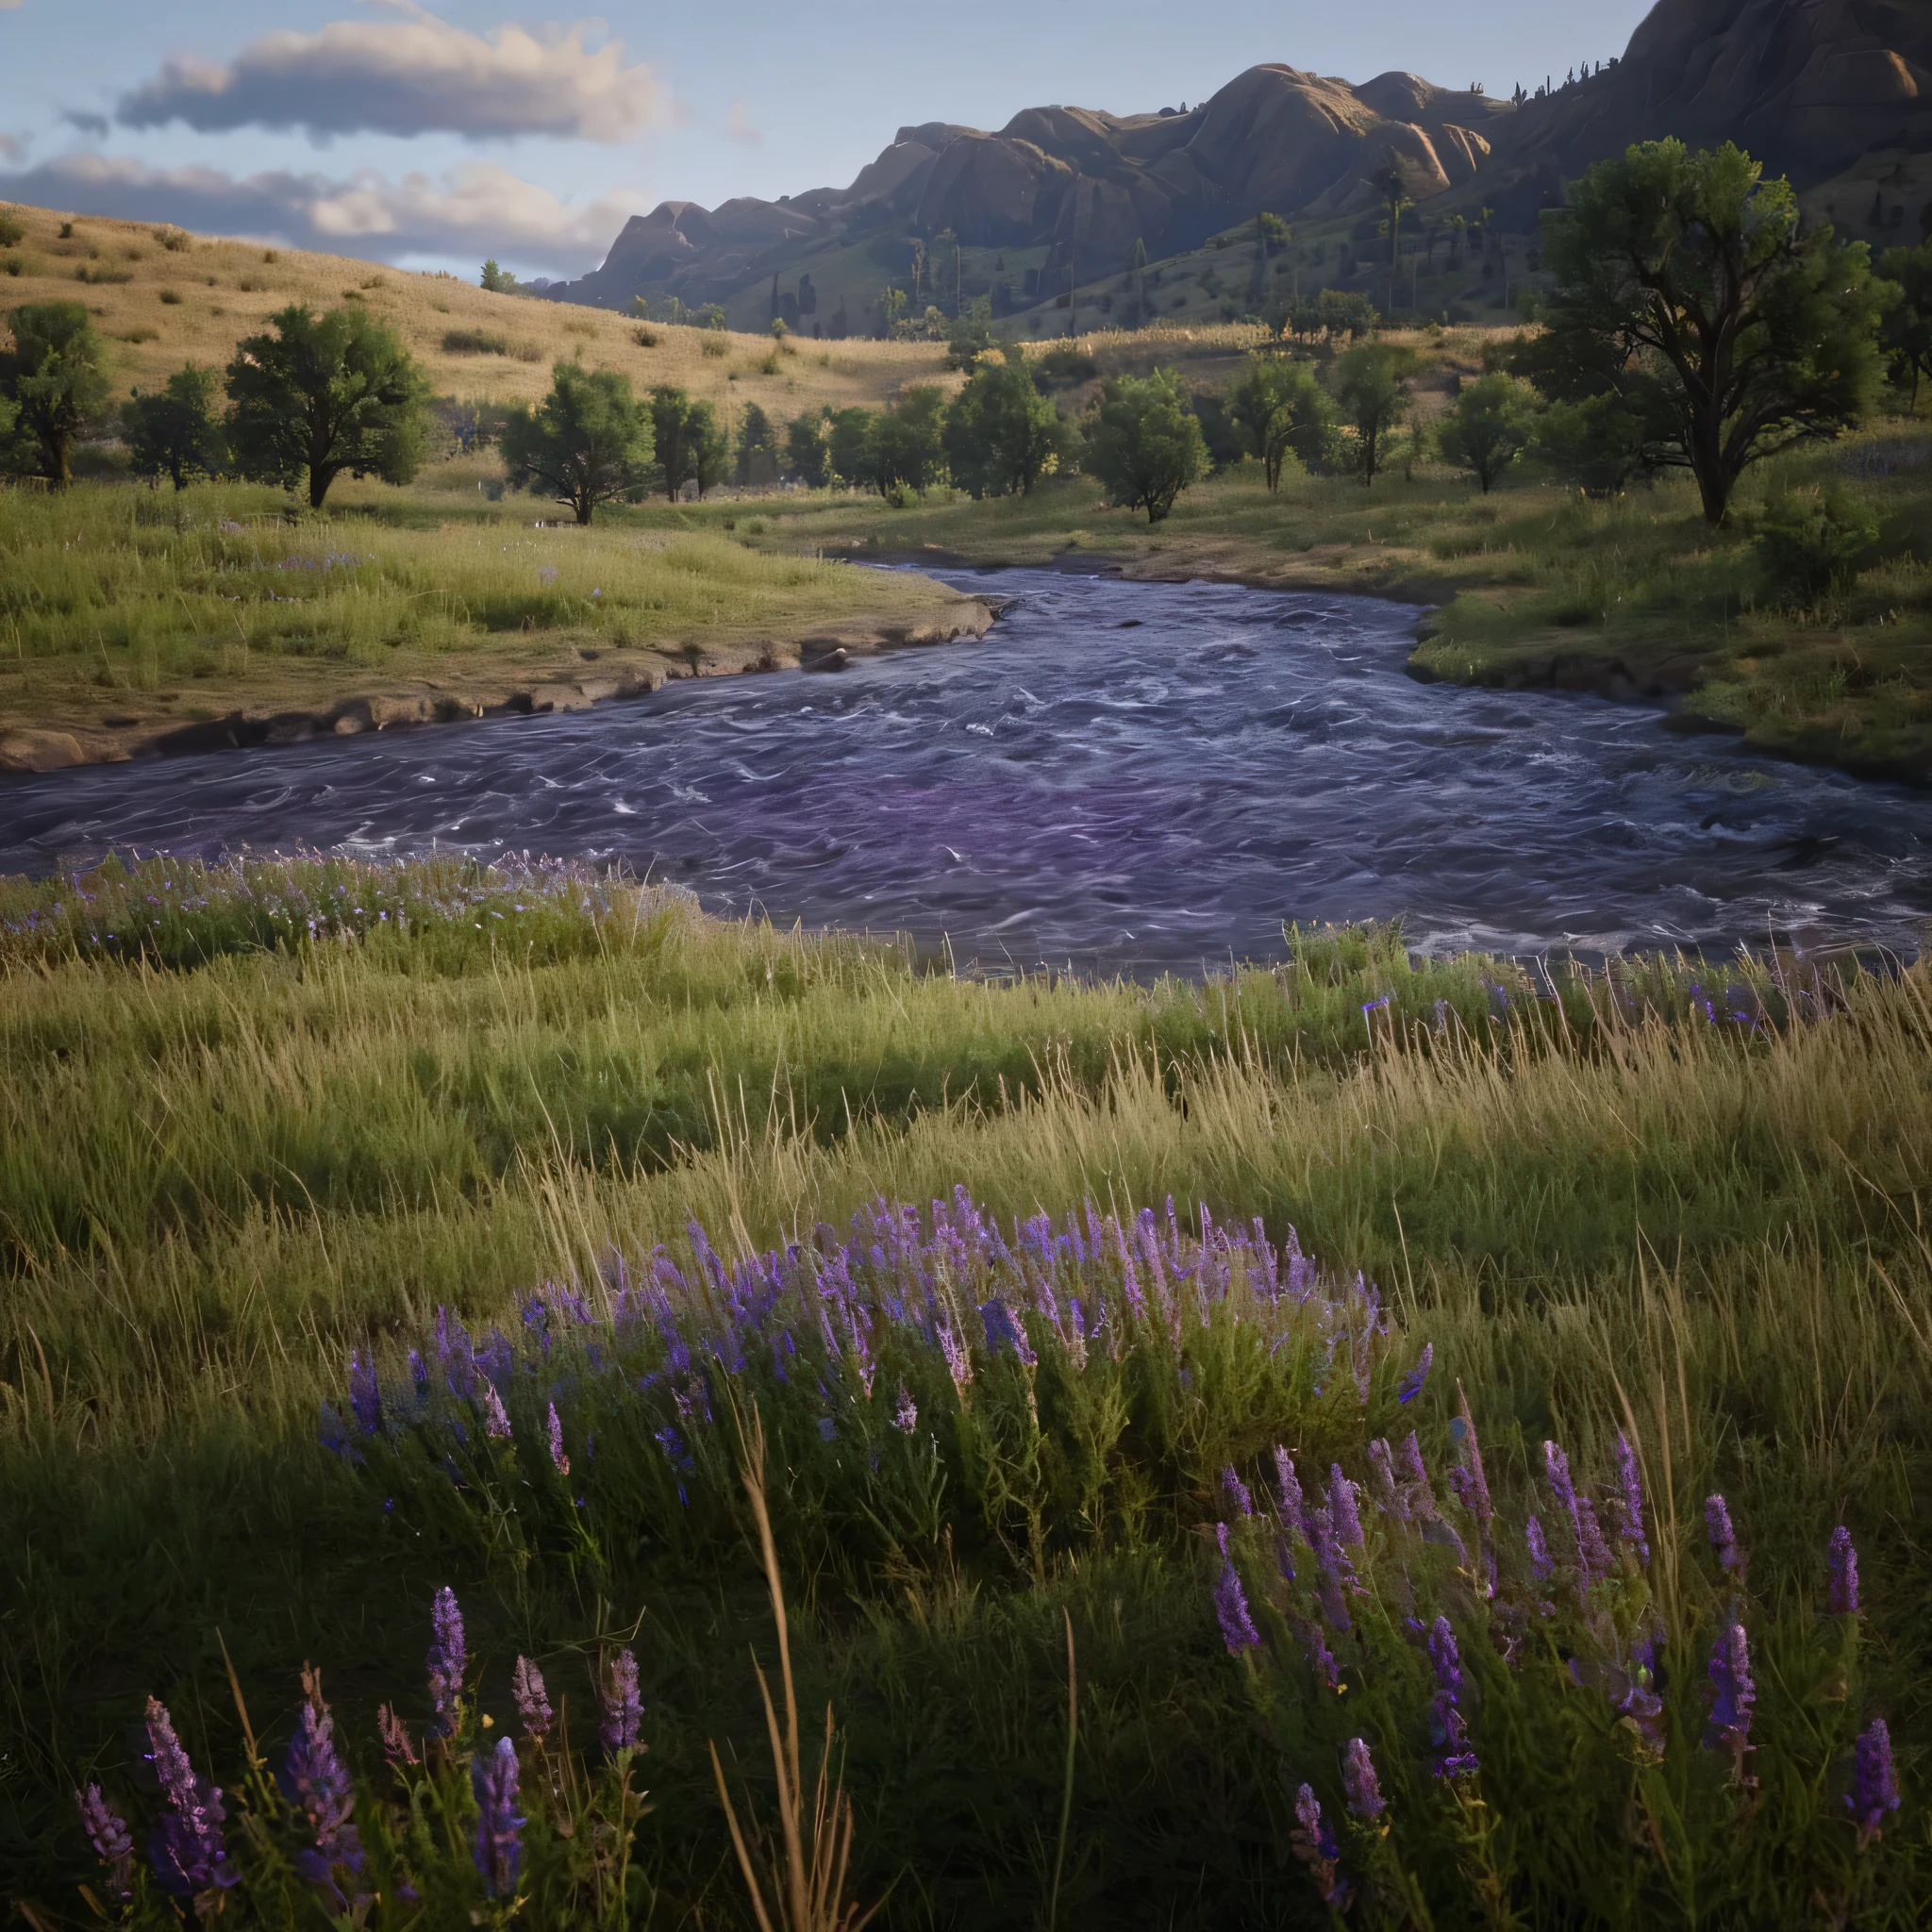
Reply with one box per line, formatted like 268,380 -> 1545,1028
724,102 -> 764,148
0,152 -> 643,275
0,133 -> 27,163
62,110 -> 110,137
116,7 -> 663,142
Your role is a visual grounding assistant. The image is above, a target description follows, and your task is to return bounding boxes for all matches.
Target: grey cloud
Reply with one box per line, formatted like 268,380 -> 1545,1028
0,132 -> 27,163
0,152 -> 641,275
115,8 -> 662,142
62,110 -> 110,137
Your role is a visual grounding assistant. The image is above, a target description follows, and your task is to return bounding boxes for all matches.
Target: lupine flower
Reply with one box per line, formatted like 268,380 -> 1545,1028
348,1351 -> 381,1434
600,1648 -> 643,1754
75,1783 -> 136,1895
1614,1633 -> 1666,1759
472,1737 -> 525,1899
1213,1524 -> 1261,1652
1705,1493 -> 1743,1577
1525,1515 -> 1554,1583
1297,1617 -> 1341,1690
145,1698 -> 235,1896
1574,1497 -> 1614,1589
1366,1439 -> 1407,1521
1222,1465 -> 1254,1517
1828,1525 -> 1860,1616
1341,1737 -> 1385,1821
1846,1718 -> 1899,1848
511,1657 -> 552,1740
546,1402 -> 570,1477
480,1382 -> 512,1440
281,1685 -> 364,1890
1447,1385 -> 1492,1533
1427,1616 -> 1479,1777
1614,1433 -> 1650,1566
1396,1342 -> 1432,1404
1543,1441 -> 1576,1519
1705,1622 -> 1756,1768
426,1586 -> 466,1736
893,1383 -> 919,1434
1329,1465 -> 1364,1549
1274,1446 -> 1303,1524
1290,1783 -> 1353,1909
377,1703 -> 418,1766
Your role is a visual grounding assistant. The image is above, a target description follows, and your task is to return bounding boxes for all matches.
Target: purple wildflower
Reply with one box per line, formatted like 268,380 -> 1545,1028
1366,1439 -> 1407,1521
1274,1447 -> 1304,1524
480,1382 -> 512,1441
1290,1783 -> 1353,1909
75,1784 -> 135,1895
281,1685 -> 364,1889
1304,1506 -> 1357,1633
1297,1617 -> 1341,1690
935,1306 -> 973,1394
144,1698 -> 235,1896
1341,1737 -> 1385,1821
1447,1388 -> 1492,1535
1329,1465 -> 1364,1548
1614,1632 -> 1666,1760
1427,1617 -> 1479,1777
1706,1494 -> 1743,1578
1846,1718 -> 1899,1849
1574,1497 -> 1614,1589
511,1657 -> 552,1740
1525,1515 -> 1554,1583
426,1586 -> 466,1737
376,1703 -> 417,1766
471,1737 -> 525,1900
1705,1622 -> 1756,1770
348,1351 -> 381,1434
1213,1524 -> 1261,1653
1222,1465 -> 1254,1518
1396,1342 -> 1432,1404
1828,1526 -> 1859,1616
601,1648 -> 643,1755
546,1402 -> 570,1477
893,1383 -> 918,1434
1610,1432 -> 1649,1565
1542,1441 -> 1576,1517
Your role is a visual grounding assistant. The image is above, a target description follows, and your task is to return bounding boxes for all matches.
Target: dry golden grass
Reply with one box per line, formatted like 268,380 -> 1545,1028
0,199 -> 957,415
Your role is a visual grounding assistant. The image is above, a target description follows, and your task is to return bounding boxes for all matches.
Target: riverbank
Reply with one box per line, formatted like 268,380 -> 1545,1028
3,853 -> 1928,1919
0,476 -> 995,772
731,422 -> 1932,787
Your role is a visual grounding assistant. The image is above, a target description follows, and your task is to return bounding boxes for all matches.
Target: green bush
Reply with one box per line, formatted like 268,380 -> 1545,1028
440,328 -> 511,356
1749,484 -> 1879,604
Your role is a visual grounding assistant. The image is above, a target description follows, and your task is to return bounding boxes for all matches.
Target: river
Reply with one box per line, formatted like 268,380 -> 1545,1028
3,568 -> 1929,974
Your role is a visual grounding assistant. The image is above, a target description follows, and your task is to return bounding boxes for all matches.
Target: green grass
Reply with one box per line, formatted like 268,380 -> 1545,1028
2,855 -> 1929,1924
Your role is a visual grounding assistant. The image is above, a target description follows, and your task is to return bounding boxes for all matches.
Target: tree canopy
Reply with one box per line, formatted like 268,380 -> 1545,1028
1877,238 -> 1932,410
225,305 -> 430,510
1437,373 -> 1538,493
649,387 -> 727,500
867,386 -> 947,495
943,347 -> 1061,498
2,301 -> 110,486
1225,357 -> 1331,491
1332,341 -> 1415,486
123,365 -> 226,491
499,361 -> 654,525
1534,140 -> 1890,524
1084,369 -> 1208,524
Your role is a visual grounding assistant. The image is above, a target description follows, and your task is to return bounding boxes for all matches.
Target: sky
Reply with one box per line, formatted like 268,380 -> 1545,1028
0,0 -> 1660,282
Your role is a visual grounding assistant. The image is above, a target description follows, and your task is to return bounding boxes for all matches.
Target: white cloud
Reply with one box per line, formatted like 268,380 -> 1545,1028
724,102 -> 764,148
0,152 -> 643,275
0,132 -> 27,163
117,7 -> 663,143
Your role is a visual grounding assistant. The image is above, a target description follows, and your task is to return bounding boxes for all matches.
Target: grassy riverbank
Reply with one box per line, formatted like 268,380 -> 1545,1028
2,854 -> 1929,1923
0,479 -> 991,768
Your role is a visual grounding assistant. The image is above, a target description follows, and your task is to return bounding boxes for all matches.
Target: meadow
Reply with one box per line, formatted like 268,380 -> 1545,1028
1,854 -> 1928,1924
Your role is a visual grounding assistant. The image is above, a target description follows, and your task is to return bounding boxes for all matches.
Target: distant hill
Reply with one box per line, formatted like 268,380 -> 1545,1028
539,0 -> 1932,333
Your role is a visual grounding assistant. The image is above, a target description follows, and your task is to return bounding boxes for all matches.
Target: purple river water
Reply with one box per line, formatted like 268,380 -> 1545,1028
3,567 -> 1930,974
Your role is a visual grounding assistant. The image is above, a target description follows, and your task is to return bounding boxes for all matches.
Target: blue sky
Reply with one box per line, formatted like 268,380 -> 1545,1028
0,0 -> 1657,279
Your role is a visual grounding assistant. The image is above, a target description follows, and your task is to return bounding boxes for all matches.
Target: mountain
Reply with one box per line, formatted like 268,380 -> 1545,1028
539,0 -> 1932,326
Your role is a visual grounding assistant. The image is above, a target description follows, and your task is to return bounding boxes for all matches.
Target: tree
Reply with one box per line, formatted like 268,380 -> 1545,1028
785,410 -> 831,488
225,305 -> 429,510
735,402 -> 778,487
499,361 -> 653,525
1877,239 -> 1932,409
942,346 -> 1061,497
944,297 -> 997,372
1084,368 -> 1208,523
1536,140 -> 1890,524
825,407 -> 875,490
1225,356 -> 1332,491
648,387 -> 727,500
122,365 -> 226,491
867,386 -> 947,495
1437,372 -> 1539,492
1332,340 -> 1415,485
1528,394 -> 1643,494
1,301 -> 109,485
480,260 -> 520,293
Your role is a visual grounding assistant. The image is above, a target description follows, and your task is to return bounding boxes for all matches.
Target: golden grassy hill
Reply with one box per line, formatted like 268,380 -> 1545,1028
0,198 -> 957,419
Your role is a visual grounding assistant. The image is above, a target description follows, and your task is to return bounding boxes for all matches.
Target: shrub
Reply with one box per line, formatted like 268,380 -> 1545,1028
632,325 -> 658,347
1750,485 -> 1880,604
157,287 -> 183,305
0,211 -> 25,247
441,327 -> 510,356
1084,367 -> 1209,522
1529,395 -> 1643,495
152,225 -> 192,253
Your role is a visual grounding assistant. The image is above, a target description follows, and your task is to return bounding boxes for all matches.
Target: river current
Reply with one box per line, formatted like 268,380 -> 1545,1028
3,567 -> 1929,974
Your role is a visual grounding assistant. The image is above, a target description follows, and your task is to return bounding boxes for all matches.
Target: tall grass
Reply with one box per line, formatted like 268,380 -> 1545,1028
2,855 -> 1928,1922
